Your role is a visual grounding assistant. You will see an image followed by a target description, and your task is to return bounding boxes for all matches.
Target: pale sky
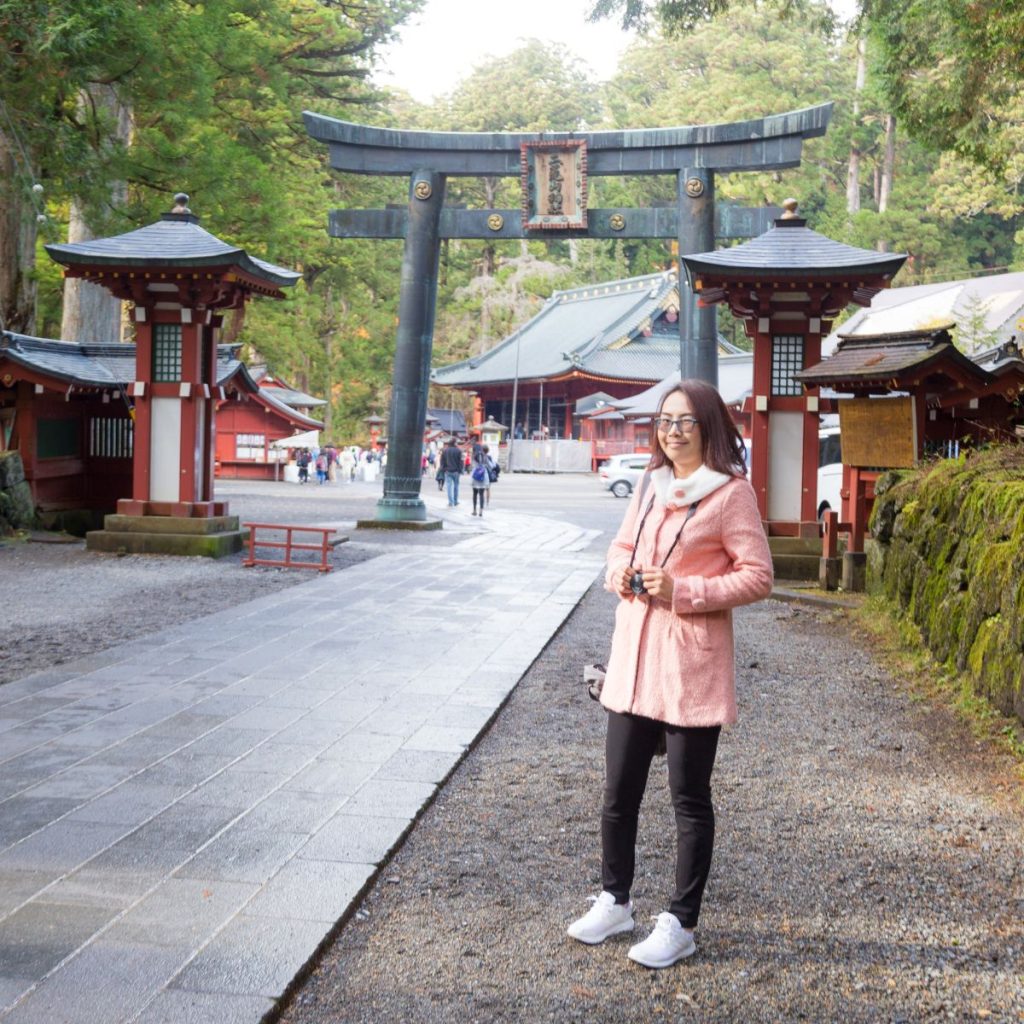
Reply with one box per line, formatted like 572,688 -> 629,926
374,0 -> 634,103
375,0 -> 861,105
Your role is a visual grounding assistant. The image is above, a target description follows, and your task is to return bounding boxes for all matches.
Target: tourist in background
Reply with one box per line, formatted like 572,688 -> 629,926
439,437 -> 463,507
470,450 -> 488,516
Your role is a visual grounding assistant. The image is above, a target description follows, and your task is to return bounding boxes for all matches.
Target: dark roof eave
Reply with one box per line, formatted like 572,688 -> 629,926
685,259 -> 907,281
44,246 -> 299,290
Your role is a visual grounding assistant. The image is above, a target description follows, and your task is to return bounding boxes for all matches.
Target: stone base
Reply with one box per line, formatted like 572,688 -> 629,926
102,514 -> 241,535
819,555 -> 842,591
357,495 -> 442,530
87,512 -> 247,558
768,536 -> 822,582
356,518 -> 443,531
842,551 -> 867,592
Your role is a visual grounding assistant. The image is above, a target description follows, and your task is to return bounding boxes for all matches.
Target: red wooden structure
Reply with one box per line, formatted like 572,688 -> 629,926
44,194 -> 298,553
681,199 -> 907,538
0,332 -> 262,519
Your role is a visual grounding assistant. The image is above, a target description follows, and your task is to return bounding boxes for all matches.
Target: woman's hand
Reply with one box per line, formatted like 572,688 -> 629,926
640,566 -> 674,603
609,565 -> 636,597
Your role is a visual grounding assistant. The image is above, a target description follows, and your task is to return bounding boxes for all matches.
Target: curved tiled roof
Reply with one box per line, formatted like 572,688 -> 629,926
46,214 -> 299,289
433,272 -> 680,386
794,328 -> 990,387
0,332 -> 257,391
682,220 -> 907,280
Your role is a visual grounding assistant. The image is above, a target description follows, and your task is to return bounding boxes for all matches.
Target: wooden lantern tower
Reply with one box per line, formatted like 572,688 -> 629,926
46,194 -> 298,555
681,200 -> 907,537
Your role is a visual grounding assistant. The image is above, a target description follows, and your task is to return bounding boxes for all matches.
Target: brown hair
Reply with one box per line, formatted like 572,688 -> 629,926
648,380 -> 746,477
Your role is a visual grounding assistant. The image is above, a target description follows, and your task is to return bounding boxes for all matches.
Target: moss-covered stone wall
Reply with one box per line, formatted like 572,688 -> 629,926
0,451 -> 35,533
870,446 -> 1024,724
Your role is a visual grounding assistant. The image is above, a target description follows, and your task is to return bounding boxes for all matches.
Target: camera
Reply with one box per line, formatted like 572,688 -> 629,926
629,571 -> 646,595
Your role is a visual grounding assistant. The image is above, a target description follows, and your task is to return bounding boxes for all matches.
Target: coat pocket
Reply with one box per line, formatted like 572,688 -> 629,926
689,611 -> 712,650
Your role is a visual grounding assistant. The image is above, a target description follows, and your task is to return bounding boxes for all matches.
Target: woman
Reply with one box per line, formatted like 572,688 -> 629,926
567,380 -> 773,968
470,451 -> 489,516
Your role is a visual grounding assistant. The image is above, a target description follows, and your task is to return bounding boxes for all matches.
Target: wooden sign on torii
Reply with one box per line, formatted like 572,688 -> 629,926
305,103 -> 832,525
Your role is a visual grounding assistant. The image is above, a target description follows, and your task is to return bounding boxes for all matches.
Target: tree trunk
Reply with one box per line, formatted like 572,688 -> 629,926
0,133 -> 39,334
878,114 -> 896,213
846,35 -> 867,216
321,286 -> 338,439
61,200 -> 124,343
223,306 -> 246,345
60,86 -> 133,343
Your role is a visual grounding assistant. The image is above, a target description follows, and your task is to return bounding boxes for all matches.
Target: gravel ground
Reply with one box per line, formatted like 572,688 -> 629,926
278,586 -> 1024,1024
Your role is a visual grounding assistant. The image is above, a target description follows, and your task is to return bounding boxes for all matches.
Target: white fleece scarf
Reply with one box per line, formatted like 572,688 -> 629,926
650,463 -> 733,509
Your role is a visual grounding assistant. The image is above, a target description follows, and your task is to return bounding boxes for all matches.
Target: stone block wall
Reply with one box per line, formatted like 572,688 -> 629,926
0,451 -> 36,532
869,445 -> 1024,724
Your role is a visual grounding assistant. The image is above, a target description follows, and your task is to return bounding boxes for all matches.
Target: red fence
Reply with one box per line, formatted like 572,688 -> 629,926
242,523 -> 335,572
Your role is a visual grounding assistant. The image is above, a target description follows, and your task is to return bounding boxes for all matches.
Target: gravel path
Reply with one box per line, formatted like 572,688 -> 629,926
278,586 -> 1024,1024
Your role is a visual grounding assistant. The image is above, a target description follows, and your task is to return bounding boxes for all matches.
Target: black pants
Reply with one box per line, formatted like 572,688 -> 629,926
472,488 -> 485,513
602,710 -> 721,929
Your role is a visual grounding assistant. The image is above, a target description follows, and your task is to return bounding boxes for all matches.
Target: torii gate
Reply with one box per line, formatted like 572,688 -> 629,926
305,103 -> 832,524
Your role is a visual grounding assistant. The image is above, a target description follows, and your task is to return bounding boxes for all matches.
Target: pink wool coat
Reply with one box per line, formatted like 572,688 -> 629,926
601,474 -> 773,727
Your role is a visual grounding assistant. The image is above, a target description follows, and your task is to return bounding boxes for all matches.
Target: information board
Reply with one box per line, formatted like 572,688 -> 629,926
838,397 -> 916,468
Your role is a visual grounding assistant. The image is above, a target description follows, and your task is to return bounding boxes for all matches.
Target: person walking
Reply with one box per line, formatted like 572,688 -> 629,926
439,438 -> 463,507
483,444 -> 498,507
566,379 -> 773,968
470,451 -> 488,516
339,446 -> 355,483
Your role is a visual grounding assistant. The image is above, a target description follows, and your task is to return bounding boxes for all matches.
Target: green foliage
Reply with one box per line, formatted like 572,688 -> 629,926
865,0 -> 1024,168
587,0 -> 836,35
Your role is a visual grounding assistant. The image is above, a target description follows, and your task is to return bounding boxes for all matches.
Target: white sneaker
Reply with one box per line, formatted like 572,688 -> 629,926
627,913 -> 696,968
567,891 -> 634,945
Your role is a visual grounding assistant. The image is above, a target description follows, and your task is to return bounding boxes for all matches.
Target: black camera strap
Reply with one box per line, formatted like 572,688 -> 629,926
628,488 -> 701,572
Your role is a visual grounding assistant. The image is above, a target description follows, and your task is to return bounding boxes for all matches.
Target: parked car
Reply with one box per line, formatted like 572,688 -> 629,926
599,453 -> 651,497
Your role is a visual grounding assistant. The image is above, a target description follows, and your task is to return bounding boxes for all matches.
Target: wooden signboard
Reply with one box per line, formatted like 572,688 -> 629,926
838,396 -> 917,468
520,141 -> 587,231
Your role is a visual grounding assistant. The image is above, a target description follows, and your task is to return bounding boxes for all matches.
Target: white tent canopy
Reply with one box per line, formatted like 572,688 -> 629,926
269,429 -> 319,450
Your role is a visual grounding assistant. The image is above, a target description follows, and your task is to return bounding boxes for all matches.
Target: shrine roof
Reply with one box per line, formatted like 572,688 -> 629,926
0,331 -> 257,391
45,213 -> 299,289
433,271 -> 682,387
682,218 -> 907,282
255,388 -> 324,429
794,327 -> 990,387
260,384 -> 327,408
606,353 -> 755,415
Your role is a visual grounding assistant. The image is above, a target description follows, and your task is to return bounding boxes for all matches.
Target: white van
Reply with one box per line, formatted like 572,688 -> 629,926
816,425 -> 842,520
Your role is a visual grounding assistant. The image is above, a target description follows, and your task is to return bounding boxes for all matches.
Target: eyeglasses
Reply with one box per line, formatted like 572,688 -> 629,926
655,416 -> 699,434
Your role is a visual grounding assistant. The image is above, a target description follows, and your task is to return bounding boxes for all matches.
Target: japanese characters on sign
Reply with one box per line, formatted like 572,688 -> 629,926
520,140 -> 587,231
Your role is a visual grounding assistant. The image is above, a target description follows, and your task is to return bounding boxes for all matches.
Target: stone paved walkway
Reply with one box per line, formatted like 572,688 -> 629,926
0,491 -> 604,1023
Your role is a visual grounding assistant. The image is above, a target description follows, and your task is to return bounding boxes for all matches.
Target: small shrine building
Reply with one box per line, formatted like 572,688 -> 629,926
0,332 -> 264,522
681,200 -> 907,536
41,195 -> 299,554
